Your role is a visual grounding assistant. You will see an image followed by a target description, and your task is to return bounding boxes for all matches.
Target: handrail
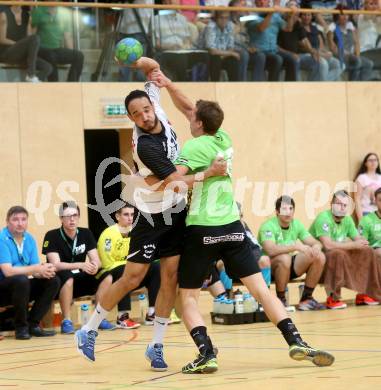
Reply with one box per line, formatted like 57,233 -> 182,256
0,0 -> 381,15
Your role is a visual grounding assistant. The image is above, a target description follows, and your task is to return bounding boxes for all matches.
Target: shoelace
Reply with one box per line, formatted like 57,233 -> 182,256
153,346 -> 164,361
86,331 -> 97,349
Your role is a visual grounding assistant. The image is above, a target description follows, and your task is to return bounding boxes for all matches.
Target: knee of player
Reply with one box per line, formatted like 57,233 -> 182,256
273,254 -> 291,268
120,273 -> 142,290
62,277 -> 74,288
258,255 -> 271,269
316,252 -> 326,266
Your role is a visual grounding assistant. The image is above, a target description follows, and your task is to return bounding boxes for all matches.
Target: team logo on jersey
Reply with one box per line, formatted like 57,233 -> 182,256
265,231 -> 273,238
322,223 -> 330,232
43,240 -> 49,248
74,244 -> 86,255
104,239 -> 112,252
358,226 -> 363,235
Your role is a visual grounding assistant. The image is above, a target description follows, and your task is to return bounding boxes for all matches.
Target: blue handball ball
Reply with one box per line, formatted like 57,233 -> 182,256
115,37 -> 143,65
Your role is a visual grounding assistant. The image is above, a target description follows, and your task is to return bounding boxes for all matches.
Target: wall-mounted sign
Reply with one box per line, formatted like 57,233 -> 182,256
100,98 -> 133,127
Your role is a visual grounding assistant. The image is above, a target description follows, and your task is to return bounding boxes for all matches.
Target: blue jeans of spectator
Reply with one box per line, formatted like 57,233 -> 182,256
38,47 -> 84,81
345,54 -> 373,81
278,52 -> 320,81
235,47 -> 250,81
118,33 -> 148,82
248,51 -> 267,81
319,56 -> 342,81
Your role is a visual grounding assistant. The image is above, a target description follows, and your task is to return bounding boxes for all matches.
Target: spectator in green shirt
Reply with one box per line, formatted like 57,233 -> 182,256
259,195 -> 326,311
309,190 -> 380,309
31,6 -> 83,81
359,187 -> 381,261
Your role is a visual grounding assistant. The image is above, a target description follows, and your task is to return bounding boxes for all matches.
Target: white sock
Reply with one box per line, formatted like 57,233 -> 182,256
147,307 -> 155,316
82,304 -> 109,331
150,316 -> 169,346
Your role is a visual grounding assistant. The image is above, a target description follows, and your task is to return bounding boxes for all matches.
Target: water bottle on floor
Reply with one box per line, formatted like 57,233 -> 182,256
138,294 -> 148,322
80,304 -> 90,325
234,290 -> 244,314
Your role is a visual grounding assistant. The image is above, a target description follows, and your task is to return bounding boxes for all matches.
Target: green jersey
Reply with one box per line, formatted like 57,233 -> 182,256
309,210 -> 358,242
175,129 -> 239,226
31,7 -> 71,49
258,217 -> 311,255
358,212 -> 381,248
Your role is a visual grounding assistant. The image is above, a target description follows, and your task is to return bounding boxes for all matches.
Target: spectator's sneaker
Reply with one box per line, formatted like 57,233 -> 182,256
355,294 -> 379,306
168,309 -> 181,324
116,313 -> 141,329
61,319 -> 75,334
98,319 -> 116,331
145,312 -> 155,326
145,343 -> 168,371
326,296 -> 347,310
75,329 -> 98,362
289,341 -> 335,367
297,298 -> 326,311
25,75 -> 40,83
182,353 -> 218,374
279,297 -> 296,312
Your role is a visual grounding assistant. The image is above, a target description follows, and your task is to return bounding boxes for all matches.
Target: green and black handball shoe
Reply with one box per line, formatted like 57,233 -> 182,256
182,353 -> 218,374
289,341 -> 335,367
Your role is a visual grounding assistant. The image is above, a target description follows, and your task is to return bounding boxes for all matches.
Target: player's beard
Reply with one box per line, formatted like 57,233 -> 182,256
142,115 -> 159,132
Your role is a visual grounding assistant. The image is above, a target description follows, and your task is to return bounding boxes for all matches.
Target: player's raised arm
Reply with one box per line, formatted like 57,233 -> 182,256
133,56 -> 160,76
149,69 -> 194,121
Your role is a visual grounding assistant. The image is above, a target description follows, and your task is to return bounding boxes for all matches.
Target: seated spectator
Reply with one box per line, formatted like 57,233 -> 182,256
327,6 -> 373,80
31,6 -> 83,81
357,0 -> 381,71
277,1 -> 320,81
359,187 -> 381,261
0,206 -> 59,340
153,0 -> 206,81
97,205 -> 161,327
259,196 -> 326,311
198,10 -> 241,81
118,0 -> 153,81
180,0 -> 199,23
300,10 -> 342,80
42,201 -> 114,334
354,153 -> 381,222
229,0 -> 255,81
0,5 -> 52,81
309,190 -> 381,309
246,0 -> 297,81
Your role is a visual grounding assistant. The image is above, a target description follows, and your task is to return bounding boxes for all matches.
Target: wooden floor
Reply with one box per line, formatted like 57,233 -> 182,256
0,285 -> 381,390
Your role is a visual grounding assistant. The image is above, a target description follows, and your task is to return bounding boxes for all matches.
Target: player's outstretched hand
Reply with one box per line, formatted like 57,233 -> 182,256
148,69 -> 171,88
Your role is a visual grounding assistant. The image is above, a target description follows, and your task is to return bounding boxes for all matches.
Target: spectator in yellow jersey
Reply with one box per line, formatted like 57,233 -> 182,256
97,204 -> 161,327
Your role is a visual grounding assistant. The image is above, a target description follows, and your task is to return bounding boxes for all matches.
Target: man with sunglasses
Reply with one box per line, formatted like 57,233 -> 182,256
42,201 -> 114,334
0,206 -> 60,340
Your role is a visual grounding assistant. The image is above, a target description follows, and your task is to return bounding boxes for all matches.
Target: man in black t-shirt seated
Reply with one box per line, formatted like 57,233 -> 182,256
277,0 -> 320,81
42,201 -> 115,334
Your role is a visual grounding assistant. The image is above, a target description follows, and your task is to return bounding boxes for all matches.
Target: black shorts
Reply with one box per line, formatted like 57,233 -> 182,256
128,202 -> 187,264
179,220 -> 261,289
56,270 -> 99,299
270,254 -> 299,282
